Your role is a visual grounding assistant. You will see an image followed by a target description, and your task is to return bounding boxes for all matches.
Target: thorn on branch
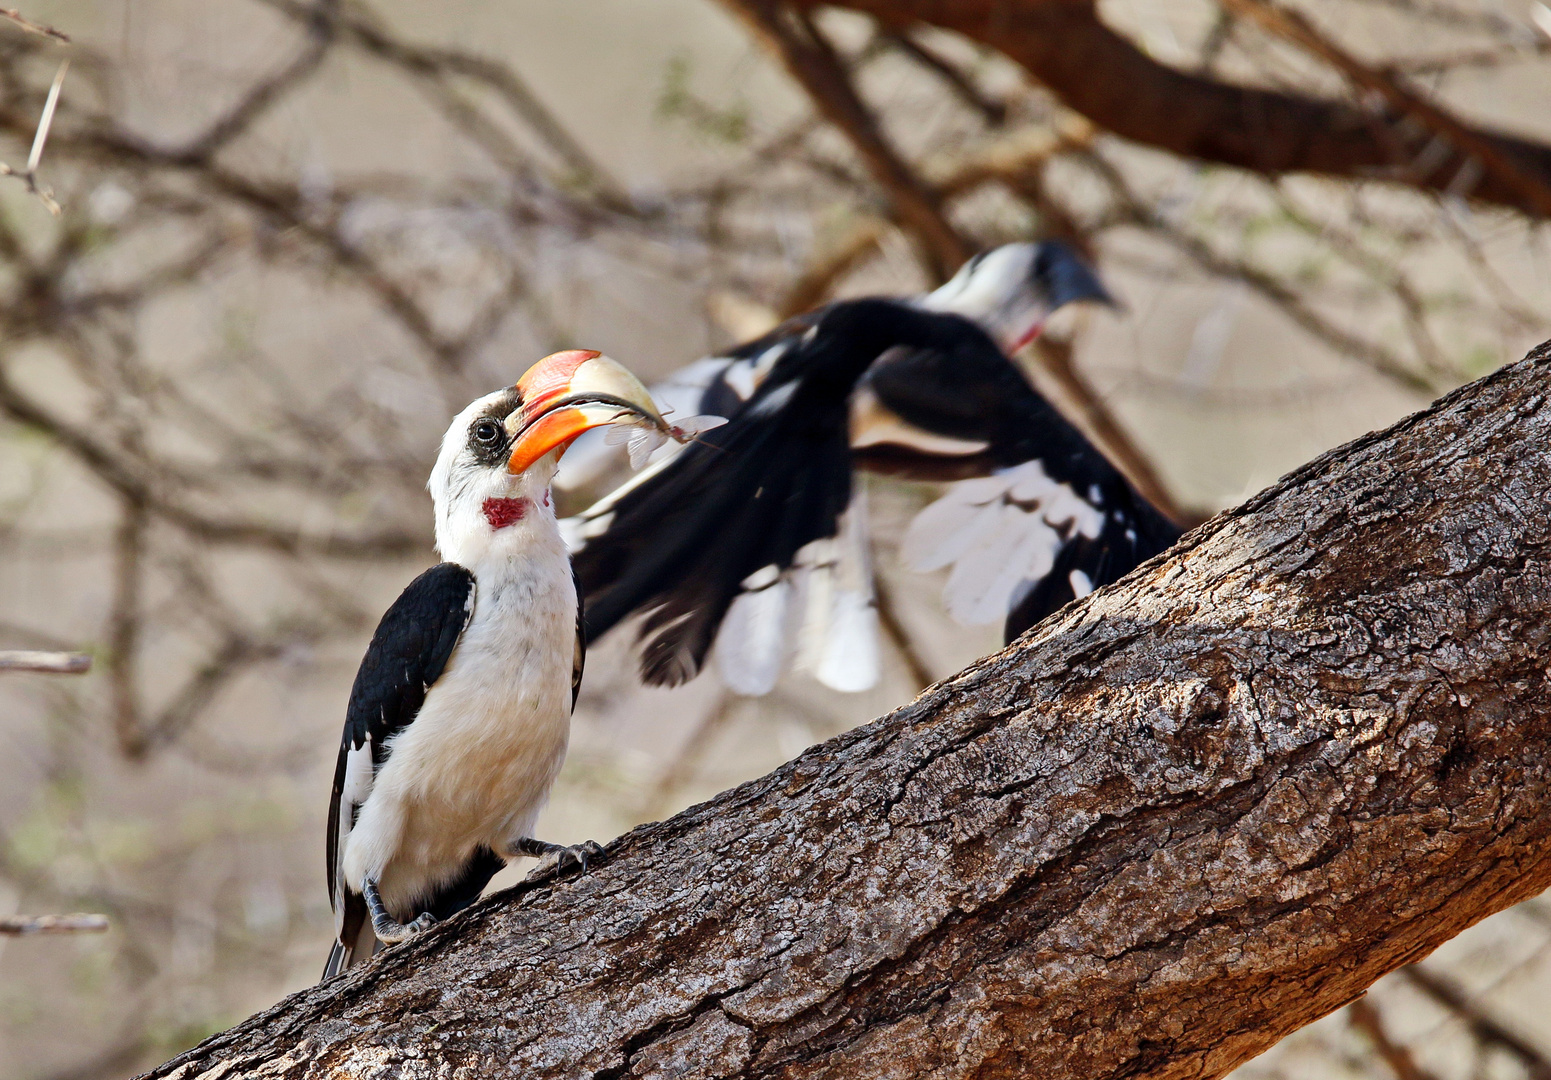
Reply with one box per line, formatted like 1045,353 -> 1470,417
0,649 -> 91,673
0,58 -> 68,215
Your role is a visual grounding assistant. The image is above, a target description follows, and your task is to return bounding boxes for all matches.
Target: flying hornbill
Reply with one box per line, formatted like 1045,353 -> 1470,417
323,350 -> 679,979
562,242 -> 1181,695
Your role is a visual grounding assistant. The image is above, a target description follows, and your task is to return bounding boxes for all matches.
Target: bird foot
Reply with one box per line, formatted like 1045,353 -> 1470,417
510,837 -> 607,879
363,878 -> 438,943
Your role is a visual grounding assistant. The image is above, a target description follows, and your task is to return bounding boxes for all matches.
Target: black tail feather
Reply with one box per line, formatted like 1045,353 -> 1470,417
321,846 -> 505,981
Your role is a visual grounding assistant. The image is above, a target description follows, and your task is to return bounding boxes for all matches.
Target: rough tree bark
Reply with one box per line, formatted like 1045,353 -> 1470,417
145,346 -> 1551,1079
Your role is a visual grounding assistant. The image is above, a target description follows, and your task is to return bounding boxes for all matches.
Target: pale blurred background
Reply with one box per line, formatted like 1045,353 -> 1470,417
0,1 -> 1548,1077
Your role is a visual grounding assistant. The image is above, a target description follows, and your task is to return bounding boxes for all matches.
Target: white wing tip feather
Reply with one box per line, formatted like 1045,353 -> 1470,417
905,462 -> 1105,627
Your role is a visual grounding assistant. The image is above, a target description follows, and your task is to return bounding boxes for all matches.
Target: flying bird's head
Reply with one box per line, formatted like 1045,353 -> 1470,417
919,241 -> 1115,353
429,350 -> 671,560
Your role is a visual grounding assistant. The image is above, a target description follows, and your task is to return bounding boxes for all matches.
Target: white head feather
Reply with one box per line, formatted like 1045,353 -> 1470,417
428,387 -> 563,570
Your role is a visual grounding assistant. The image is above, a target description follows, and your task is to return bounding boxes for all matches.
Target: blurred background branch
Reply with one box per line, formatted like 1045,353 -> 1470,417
0,913 -> 107,935
0,649 -> 88,672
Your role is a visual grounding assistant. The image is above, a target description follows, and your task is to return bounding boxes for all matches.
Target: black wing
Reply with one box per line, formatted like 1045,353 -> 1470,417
571,300 -> 1004,686
860,343 -> 1180,641
324,562 -> 475,973
573,373 -> 853,686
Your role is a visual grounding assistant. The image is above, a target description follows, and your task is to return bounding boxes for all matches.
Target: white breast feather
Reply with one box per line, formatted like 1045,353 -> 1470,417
340,534 -> 576,916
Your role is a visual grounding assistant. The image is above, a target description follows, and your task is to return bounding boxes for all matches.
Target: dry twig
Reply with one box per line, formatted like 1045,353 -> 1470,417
871,567 -> 934,692
0,7 -> 68,43
723,0 -> 970,279
0,913 -> 108,934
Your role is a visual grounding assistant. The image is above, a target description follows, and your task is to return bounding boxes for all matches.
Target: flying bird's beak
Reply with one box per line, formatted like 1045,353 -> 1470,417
1008,243 -> 1121,353
506,349 -> 671,474
1043,246 -> 1118,312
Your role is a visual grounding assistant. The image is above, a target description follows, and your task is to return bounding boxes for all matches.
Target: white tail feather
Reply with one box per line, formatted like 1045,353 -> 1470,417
795,491 -> 879,693
711,492 -> 881,696
810,586 -> 878,692
714,572 -> 793,696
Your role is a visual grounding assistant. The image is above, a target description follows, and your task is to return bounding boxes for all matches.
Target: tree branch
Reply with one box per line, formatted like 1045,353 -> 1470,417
804,0 -> 1551,218
0,360 -> 423,559
255,0 -> 632,207
1398,966 -> 1551,1080
144,343 -> 1551,1078
723,0 -> 971,278
1218,0 -> 1551,216
877,29 -> 1007,127
871,565 -> 935,691
1348,997 -> 1442,1080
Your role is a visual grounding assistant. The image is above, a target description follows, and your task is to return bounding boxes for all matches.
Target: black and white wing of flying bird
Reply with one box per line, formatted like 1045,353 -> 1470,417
322,350 -> 678,979
564,242 -> 1181,695
861,339 -> 1179,642
555,242 -> 1111,501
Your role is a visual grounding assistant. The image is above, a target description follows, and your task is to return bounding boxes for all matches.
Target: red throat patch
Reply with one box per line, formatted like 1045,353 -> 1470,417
482,497 -> 529,530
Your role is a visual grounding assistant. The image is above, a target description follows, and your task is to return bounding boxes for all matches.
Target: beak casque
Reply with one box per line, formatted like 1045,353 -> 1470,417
505,349 -> 668,474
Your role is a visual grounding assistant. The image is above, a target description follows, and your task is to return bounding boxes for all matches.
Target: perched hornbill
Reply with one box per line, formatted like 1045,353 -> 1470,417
563,243 -> 1180,695
323,350 -> 678,979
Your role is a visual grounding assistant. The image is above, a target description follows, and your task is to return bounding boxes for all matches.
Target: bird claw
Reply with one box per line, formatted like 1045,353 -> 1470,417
511,837 -> 607,879
556,839 -> 607,876
405,911 -> 439,934
363,878 -> 438,943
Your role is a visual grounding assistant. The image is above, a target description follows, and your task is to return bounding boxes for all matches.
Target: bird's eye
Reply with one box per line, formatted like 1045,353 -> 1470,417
472,419 -> 502,446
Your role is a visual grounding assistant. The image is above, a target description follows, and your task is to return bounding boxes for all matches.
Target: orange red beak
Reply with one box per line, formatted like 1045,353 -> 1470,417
505,350 -> 668,474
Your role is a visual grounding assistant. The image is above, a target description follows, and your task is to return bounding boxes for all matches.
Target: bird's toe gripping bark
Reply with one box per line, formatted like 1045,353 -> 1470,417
363,878 -> 438,943
511,837 -> 607,879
